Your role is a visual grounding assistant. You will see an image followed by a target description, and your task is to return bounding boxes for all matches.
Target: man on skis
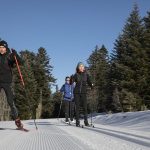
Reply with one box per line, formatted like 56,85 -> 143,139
60,76 -> 75,124
0,40 -> 23,129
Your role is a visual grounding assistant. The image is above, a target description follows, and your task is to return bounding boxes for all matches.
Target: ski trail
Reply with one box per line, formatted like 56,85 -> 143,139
0,110 -> 150,150
0,120 -> 92,150
57,121 -> 150,150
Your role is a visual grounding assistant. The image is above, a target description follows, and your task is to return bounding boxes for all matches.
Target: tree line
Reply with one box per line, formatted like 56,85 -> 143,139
1,4 -> 150,120
12,48 -> 55,119
87,5 -> 150,113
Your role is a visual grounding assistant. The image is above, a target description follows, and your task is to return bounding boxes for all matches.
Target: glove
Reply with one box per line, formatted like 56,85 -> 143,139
11,48 -> 17,56
71,98 -> 75,102
91,84 -> 94,90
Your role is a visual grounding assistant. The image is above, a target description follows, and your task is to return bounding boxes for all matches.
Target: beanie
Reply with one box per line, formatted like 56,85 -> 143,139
77,62 -> 85,68
0,40 -> 8,48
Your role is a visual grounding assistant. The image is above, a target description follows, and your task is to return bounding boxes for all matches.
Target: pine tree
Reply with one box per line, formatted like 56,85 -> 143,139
51,91 -> 64,118
13,50 -> 38,119
13,48 -> 55,119
22,51 -> 39,118
143,11 -> 150,109
111,4 -> 145,111
36,47 -> 55,118
87,45 -> 110,112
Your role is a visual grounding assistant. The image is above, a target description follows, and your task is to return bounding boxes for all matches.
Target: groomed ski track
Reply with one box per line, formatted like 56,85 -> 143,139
0,117 -> 149,150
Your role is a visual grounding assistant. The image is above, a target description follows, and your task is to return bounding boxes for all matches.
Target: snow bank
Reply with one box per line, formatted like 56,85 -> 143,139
93,110 -> 150,131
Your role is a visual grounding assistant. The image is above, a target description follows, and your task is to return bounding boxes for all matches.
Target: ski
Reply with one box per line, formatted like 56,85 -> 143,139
61,119 -> 95,128
61,119 -> 71,125
80,124 -> 95,128
16,127 -> 29,132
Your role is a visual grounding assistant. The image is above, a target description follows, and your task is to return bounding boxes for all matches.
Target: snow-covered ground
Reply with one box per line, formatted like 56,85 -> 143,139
0,110 -> 149,150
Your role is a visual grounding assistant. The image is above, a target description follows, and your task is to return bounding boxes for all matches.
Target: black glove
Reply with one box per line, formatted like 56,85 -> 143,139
91,84 -> 94,90
71,98 -> 75,102
11,48 -> 17,56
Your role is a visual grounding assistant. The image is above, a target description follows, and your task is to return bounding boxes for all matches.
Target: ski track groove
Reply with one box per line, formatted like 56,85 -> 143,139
94,126 -> 150,141
0,123 -> 91,150
59,121 -> 150,150
0,118 -> 150,150
69,122 -> 150,148
84,126 -> 150,147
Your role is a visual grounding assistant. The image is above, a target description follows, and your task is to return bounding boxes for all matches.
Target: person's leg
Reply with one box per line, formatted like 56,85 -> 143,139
64,100 -> 69,122
81,94 -> 89,126
2,83 -> 23,128
70,101 -> 75,121
74,94 -> 80,126
2,83 -> 18,119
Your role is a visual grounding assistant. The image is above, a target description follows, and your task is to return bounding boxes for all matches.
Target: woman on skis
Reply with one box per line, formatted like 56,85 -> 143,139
73,62 -> 93,127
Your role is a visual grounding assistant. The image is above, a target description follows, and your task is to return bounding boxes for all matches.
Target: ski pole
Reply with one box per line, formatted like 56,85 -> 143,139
13,54 -> 25,86
91,109 -> 93,126
12,49 -> 38,130
91,86 -> 94,127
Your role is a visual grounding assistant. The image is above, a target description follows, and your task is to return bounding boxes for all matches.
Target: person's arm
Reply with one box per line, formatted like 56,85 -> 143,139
60,84 -> 65,93
9,49 -> 23,65
73,73 -> 77,83
87,73 -> 94,89
70,74 -> 75,84
71,84 -> 75,101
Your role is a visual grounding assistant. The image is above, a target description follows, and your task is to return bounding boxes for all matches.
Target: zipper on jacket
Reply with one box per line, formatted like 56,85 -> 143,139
79,74 -> 83,94
79,82 -> 82,93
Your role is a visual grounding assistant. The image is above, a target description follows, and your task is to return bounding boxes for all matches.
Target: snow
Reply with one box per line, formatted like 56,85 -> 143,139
0,110 -> 150,150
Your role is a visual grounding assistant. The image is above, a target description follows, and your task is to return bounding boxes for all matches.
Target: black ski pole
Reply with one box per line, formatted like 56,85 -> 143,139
12,49 -> 38,130
91,88 -> 94,128
91,108 -> 92,126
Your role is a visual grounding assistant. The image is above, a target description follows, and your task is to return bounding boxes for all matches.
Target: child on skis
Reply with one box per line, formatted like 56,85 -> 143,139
0,40 -> 23,129
60,76 -> 75,123
73,62 -> 93,126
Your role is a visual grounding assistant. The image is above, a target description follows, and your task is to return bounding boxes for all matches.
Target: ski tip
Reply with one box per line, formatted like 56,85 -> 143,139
16,128 -> 29,132
24,129 -> 29,132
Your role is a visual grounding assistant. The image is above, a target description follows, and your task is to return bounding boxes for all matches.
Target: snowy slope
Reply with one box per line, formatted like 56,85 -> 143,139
93,110 -> 150,132
0,111 -> 149,150
59,110 -> 150,150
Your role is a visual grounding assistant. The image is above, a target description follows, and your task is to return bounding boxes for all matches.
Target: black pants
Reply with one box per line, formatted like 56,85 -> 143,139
0,83 -> 18,119
64,100 -> 75,122
74,94 -> 88,124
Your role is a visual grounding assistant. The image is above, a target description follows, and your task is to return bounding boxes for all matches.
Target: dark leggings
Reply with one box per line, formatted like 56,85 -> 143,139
0,83 -> 18,119
74,94 -> 88,123
64,100 -> 75,122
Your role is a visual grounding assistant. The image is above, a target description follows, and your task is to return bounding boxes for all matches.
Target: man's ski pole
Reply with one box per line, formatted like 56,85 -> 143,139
14,55 -> 25,86
12,49 -> 38,130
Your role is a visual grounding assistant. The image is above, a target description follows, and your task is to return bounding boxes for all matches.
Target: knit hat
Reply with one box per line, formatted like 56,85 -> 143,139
0,40 -> 8,48
77,62 -> 85,68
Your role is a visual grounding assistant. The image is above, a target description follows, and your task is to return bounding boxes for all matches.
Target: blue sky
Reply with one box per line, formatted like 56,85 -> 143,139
0,0 -> 150,91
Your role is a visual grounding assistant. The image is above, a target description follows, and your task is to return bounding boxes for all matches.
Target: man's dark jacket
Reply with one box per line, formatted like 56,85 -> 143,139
0,48 -> 21,83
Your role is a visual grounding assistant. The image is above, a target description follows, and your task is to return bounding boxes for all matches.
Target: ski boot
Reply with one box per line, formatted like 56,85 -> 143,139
84,120 -> 90,126
76,120 -> 80,127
